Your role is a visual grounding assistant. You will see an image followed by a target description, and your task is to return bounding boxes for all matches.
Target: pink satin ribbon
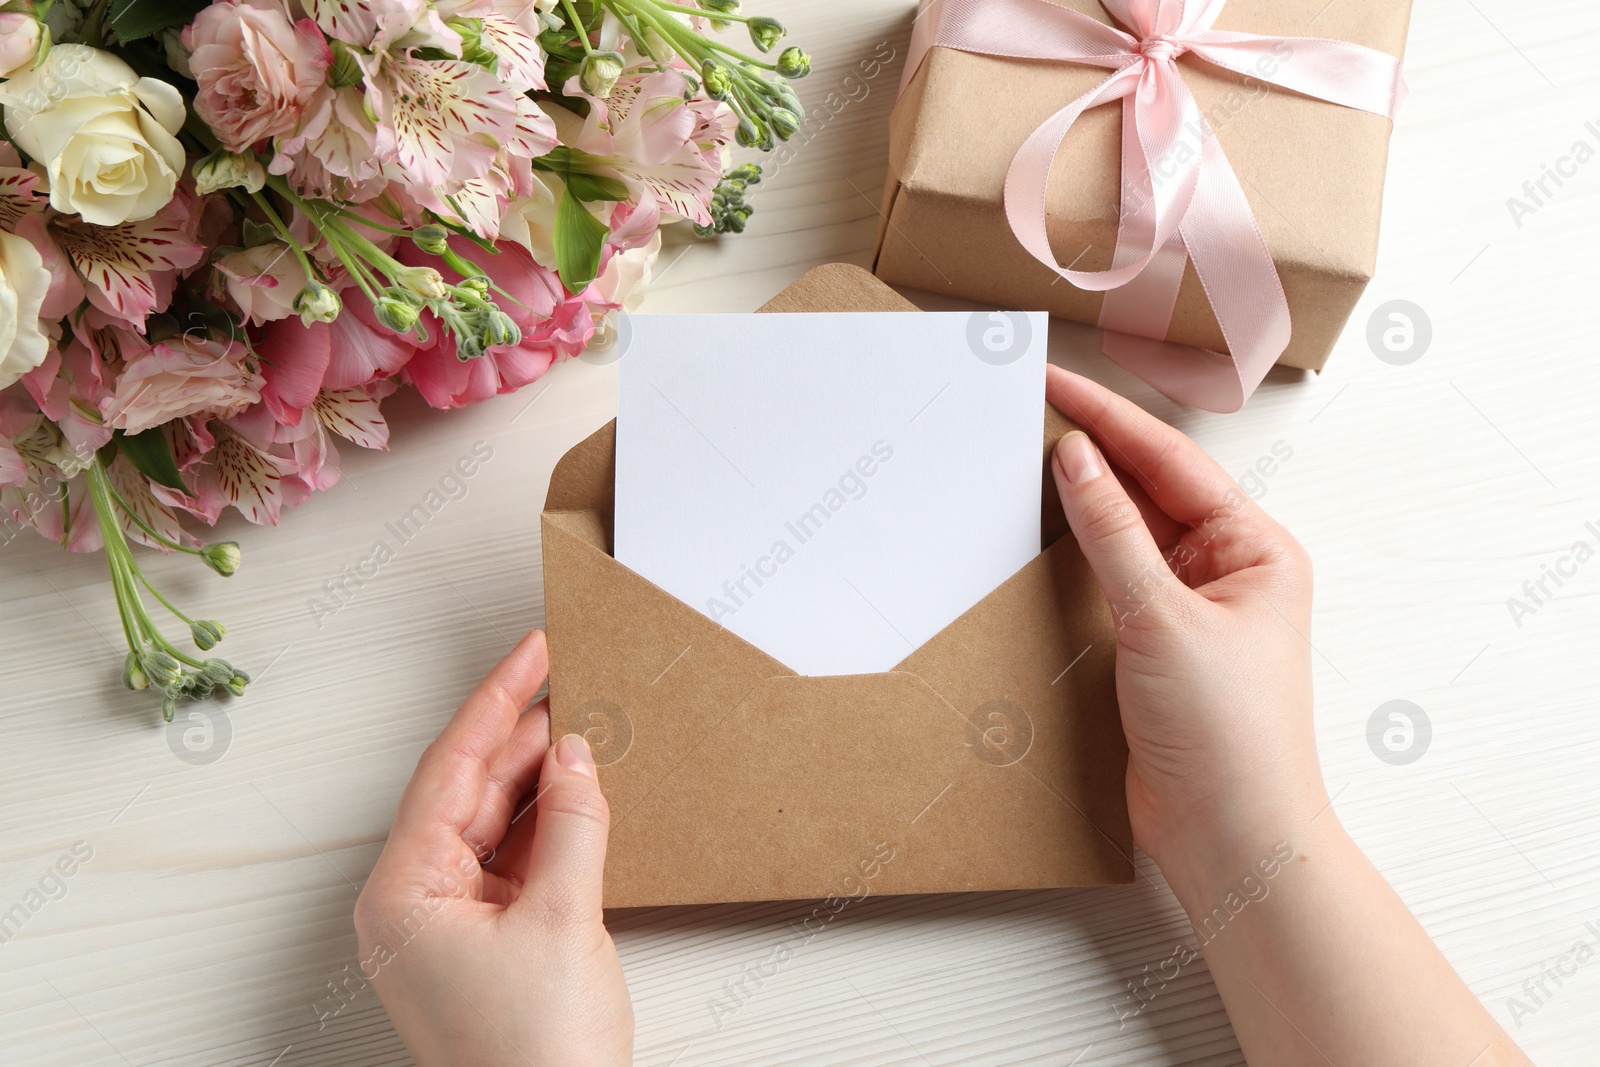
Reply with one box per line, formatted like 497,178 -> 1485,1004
901,0 -> 1405,412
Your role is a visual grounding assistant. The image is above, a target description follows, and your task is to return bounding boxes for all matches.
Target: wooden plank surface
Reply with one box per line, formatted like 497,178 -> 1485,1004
3,1 -> 1598,1063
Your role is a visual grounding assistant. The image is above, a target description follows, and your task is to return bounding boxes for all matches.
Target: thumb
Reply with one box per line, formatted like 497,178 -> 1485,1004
516,733 -> 610,921
1052,430 -> 1180,625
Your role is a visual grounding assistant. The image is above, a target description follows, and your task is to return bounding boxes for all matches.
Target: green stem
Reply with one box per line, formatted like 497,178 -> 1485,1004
248,190 -> 322,289
135,569 -> 196,628
560,0 -> 598,54
263,176 -> 385,301
603,0 -> 705,71
86,461 -> 143,654
703,36 -> 779,70
88,459 -> 207,670
329,221 -> 411,279
101,475 -> 203,557
658,0 -> 750,22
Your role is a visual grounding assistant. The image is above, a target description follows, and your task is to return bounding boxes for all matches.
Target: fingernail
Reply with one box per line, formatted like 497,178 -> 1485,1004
1057,430 -> 1104,484
556,733 -> 597,779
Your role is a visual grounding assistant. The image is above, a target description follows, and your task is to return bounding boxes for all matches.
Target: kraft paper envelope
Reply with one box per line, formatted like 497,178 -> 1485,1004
542,263 -> 1134,908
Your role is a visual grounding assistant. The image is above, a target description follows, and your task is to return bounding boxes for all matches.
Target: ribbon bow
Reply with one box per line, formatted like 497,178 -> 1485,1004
903,0 -> 1405,411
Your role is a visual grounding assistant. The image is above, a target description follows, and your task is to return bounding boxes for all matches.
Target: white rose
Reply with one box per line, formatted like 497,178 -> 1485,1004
0,45 -> 187,227
0,229 -> 53,390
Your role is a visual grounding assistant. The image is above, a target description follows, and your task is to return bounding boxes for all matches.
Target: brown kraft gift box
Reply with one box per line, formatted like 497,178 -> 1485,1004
873,0 -> 1413,374
541,263 -> 1134,908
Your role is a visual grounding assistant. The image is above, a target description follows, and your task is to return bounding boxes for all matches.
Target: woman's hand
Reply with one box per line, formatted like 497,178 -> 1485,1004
354,630 -> 633,1067
1047,367 -> 1530,1067
1047,367 -> 1323,889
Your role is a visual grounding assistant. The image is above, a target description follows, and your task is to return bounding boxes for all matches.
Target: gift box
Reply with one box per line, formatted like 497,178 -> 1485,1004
873,0 -> 1413,411
543,264 -> 1133,908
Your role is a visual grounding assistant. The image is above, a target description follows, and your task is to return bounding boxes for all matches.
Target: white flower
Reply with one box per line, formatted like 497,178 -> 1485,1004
194,150 -> 266,196
592,229 -> 662,315
499,171 -> 562,268
214,243 -> 309,326
0,229 -> 52,390
0,45 -> 187,227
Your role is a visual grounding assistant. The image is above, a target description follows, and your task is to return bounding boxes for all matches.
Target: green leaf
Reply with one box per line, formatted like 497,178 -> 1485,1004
532,147 -> 627,200
108,0 -> 210,43
116,429 -> 190,494
553,186 -> 608,293
566,171 -> 630,203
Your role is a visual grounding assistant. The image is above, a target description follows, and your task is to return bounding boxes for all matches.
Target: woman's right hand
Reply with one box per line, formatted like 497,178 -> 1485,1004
1046,367 -> 1325,894
1047,368 -> 1531,1067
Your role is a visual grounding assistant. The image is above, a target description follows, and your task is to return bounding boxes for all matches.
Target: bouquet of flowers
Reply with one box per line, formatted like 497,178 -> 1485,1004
0,0 -> 806,718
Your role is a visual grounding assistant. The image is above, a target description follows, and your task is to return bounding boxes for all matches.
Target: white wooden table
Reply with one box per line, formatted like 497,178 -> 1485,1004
4,2 -> 1598,1063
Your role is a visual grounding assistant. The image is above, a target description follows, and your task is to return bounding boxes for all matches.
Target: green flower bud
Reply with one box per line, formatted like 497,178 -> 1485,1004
185,673 -> 216,699
201,541 -> 241,577
730,162 -> 762,185
395,265 -> 448,299
226,669 -> 250,697
700,58 -> 732,100
294,281 -> 342,326
193,150 -> 265,196
123,652 -> 148,691
776,46 -> 810,79
191,619 -> 226,651
579,50 -> 625,99
485,310 -> 521,348
162,691 -> 177,723
735,114 -> 770,149
412,224 -> 451,256
201,659 -> 235,686
772,82 -> 805,120
766,106 -> 800,139
143,651 -> 180,689
458,276 -> 491,296
374,296 -> 422,334
747,15 -> 784,53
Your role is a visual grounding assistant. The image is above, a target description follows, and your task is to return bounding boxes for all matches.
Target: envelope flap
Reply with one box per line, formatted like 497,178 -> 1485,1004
599,671 -> 1133,906
544,420 -> 616,518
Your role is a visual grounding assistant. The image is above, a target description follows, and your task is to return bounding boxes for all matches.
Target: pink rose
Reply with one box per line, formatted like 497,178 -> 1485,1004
185,0 -> 330,152
102,338 -> 263,435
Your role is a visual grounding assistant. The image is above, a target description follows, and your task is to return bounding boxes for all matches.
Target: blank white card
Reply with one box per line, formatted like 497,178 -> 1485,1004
613,311 -> 1046,676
